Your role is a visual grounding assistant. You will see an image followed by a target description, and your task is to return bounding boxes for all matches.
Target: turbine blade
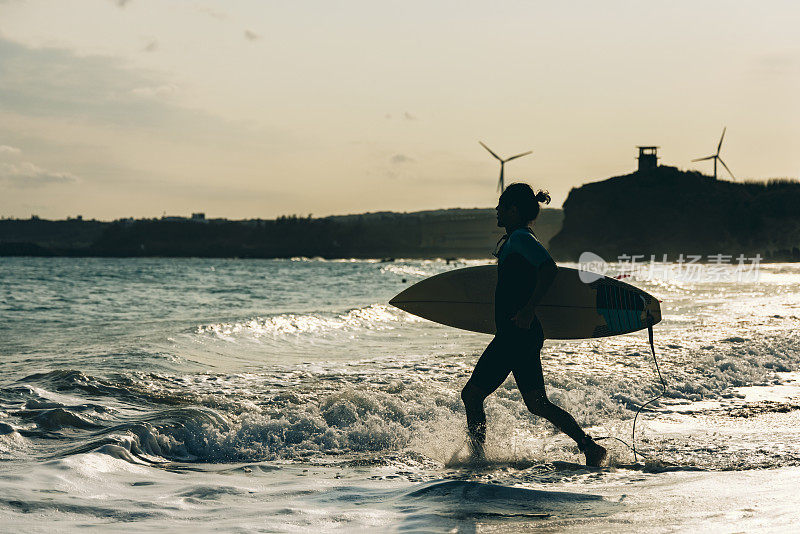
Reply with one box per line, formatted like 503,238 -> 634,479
719,158 -> 735,179
479,141 -> 502,161
504,150 -> 533,162
692,155 -> 715,162
716,127 -> 726,155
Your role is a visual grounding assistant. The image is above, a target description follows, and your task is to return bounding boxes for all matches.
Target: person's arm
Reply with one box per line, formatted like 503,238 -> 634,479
511,258 -> 558,329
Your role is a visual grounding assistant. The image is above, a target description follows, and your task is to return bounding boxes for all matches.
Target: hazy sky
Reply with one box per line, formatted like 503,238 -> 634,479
1,1 -> 798,219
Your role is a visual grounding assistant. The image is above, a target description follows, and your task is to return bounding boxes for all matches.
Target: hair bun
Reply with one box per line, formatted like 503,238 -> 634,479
535,190 -> 551,205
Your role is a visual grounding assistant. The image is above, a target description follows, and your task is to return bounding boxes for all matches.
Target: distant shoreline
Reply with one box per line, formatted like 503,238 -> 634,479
4,167 -> 800,262
0,208 -> 563,261
2,256 -> 797,264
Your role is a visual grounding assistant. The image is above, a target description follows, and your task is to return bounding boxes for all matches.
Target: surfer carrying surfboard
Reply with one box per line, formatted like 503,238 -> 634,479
460,183 -> 608,467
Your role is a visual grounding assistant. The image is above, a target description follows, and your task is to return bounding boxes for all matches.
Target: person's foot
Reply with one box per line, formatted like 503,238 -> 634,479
467,438 -> 486,461
584,439 -> 607,468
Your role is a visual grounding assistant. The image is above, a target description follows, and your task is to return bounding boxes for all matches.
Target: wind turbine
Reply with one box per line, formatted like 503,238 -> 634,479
692,127 -> 734,180
479,141 -> 532,192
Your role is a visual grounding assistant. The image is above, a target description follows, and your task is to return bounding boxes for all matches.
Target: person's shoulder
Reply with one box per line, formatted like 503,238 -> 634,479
508,228 -> 540,247
511,227 -> 536,239
507,228 -> 551,265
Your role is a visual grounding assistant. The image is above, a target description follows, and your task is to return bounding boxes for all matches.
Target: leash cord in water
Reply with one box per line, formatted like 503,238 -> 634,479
596,311 -> 666,464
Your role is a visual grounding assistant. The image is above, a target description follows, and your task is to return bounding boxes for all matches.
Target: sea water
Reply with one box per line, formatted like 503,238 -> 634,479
1,257 -> 800,532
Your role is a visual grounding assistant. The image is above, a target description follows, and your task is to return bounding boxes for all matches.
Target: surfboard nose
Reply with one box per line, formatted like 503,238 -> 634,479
389,285 -> 414,311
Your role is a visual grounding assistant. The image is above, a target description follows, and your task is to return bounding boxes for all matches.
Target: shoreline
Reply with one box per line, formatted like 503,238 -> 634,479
2,254 -> 798,264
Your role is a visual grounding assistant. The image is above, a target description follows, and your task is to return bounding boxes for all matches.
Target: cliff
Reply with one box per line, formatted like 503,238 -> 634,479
548,166 -> 800,262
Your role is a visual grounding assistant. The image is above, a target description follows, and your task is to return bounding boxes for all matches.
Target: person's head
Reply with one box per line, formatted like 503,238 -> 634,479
495,182 -> 551,229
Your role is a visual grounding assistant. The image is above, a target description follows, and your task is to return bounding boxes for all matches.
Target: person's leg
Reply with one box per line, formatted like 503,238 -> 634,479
460,382 -> 488,457
461,336 -> 512,457
518,387 -> 588,445
519,388 -> 607,466
511,327 -> 607,466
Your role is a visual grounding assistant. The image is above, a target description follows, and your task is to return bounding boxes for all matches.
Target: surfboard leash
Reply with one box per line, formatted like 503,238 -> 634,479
595,310 -> 667,464
631,312 -> 666,462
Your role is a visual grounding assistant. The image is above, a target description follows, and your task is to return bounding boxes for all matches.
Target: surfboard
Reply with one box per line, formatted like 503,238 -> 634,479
389,265 -> 661,339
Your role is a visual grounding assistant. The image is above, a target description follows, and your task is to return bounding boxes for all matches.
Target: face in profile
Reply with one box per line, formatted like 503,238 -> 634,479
495,202 -> 518,228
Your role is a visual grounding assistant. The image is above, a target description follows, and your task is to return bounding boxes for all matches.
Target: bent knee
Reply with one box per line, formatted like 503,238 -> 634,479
461,382 -> 485,406
522,390 -> 551,414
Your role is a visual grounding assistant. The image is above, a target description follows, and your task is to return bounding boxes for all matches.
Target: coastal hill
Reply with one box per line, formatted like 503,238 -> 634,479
548,166 -> 800,262
0,208 -> 563,259
6,167 -> 797,262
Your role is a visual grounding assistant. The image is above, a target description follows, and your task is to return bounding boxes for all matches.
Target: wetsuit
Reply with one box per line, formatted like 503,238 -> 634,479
462,227 -> 590,450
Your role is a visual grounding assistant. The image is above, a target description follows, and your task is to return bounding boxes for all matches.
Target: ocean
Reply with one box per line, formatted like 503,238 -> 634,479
1,257 -> 799,532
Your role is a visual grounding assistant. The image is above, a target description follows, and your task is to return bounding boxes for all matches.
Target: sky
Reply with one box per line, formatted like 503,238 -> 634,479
0,0 -> 798,220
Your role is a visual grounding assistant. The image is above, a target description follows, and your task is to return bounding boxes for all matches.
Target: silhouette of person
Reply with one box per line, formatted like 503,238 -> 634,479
460,183 -> 607,467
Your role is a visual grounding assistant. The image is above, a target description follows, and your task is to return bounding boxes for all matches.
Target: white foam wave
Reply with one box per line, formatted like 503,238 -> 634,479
81,329 -> 798,467
0,423 -> 28,458
380,264 -> 432,277
195,304 -> 422,340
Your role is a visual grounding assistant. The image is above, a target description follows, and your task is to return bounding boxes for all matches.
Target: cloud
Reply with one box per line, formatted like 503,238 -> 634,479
0,36 -> 287,168
131,83 -> 179,98
195,6 -> 227,20
391,154 -> 413,164
0,161 -> 79,187
0,145 -> 21,154
0,37 -> 215,132
0,37 -> 173,125
385,112 -> 418,121
143,40 -> 158,53
751,53 -> 800,78
244,30 -> 260,41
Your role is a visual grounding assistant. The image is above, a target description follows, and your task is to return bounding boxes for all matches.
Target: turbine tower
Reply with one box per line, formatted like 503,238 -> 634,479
479,141 -> 532,192
692,127 -> 734,180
